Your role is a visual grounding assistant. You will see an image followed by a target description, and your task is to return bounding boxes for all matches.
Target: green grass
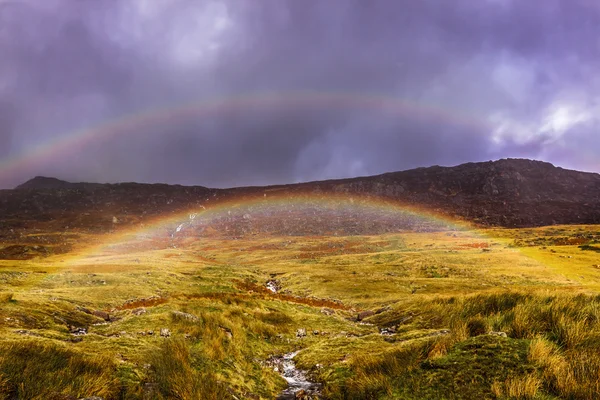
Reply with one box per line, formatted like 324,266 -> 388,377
0,340 -> 120,400
1,225 -> 600,398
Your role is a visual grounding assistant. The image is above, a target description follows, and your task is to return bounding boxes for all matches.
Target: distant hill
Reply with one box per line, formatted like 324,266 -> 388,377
2,159 -> 600,235
15,176 -> 75,190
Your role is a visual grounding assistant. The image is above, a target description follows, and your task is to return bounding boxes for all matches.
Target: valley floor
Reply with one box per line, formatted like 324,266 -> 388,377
1,225 -> 600,399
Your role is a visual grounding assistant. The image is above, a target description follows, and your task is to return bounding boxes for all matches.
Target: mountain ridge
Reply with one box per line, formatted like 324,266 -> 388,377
3,158 -> 600,231
16,158 -> 593,191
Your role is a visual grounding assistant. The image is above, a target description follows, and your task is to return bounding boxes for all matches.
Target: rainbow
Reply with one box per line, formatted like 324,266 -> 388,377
72,190 -> 478,260
0,91 -> 489,184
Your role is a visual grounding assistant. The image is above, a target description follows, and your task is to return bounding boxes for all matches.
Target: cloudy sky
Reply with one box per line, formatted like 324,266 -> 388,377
0,0 -> 599,188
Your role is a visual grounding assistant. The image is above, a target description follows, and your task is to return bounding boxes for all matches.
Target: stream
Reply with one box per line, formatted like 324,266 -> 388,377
275,351 -> 322,399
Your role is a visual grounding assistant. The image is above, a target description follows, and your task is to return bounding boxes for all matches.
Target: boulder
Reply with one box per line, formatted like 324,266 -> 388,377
357,310 -> 375,321
172,311 -> 198,321
69,326 -> 87,335
131,307 -> 146,316
92,310 -> 110,321
296,328 -> 307,338
160,328 -> 171,338
220,326 -> 233,339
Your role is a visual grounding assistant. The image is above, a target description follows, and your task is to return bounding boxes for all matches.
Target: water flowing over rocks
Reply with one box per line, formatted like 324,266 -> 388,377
272,352 -> 322,400
266,279 -> 282,293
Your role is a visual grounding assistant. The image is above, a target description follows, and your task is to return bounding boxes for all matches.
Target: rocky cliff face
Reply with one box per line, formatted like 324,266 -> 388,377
1,159 -> 599,238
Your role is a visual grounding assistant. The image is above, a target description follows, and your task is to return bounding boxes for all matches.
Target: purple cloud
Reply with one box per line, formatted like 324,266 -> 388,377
0,0 -> 598,188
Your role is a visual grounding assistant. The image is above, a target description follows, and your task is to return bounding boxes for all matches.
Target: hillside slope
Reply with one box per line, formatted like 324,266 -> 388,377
1,159 -> 599,234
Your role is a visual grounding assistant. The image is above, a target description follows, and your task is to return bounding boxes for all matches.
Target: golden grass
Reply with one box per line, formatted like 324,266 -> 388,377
0,292 -> 13,303
147,339 -> 230,400
491,374 -> 542,399
1,224 -> 600,398
0,341 -> 120,399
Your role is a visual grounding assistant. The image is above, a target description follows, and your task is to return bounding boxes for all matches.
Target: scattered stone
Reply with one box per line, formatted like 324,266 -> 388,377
220,326 -> 233,339
296,328 -> 307,338
137,331 -> 146,336
70,336 -> 83,343
294,389 -> 309,399
172,311 -> 198,321
320,308 -> 335,316
69,326 -> 87,336
414,329 -> 451,339
312,330 -> 320,335
14,329 -> 40,337
79,396 -> 104,400
131,307 -> 146,316
380,326 -> 397,336
356,310 -> 375,321
488,331 -> 508,337
92,310 -> 110,321
266,279 -> 282,293
160,328 -> 171,338
147,330 -> 154,335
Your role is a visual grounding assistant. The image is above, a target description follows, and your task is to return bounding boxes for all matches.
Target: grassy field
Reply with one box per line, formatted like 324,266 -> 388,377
1,224 -> 600,399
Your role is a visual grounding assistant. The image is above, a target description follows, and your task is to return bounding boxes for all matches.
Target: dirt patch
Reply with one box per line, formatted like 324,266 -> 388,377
458,242 -> 490,249
117,296 -> 169,310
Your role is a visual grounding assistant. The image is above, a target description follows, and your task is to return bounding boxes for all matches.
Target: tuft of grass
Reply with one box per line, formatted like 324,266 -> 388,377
491,374 -> 542,399
0,341 -> 119,400
528,337 -> 574,396
466,315 -> 489,337
339,343 -> 428,399
147,338 -> 231,400
0,292 -> 13,303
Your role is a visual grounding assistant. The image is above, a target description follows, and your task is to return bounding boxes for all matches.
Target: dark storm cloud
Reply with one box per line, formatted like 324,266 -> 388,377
1,0 -> 599,188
